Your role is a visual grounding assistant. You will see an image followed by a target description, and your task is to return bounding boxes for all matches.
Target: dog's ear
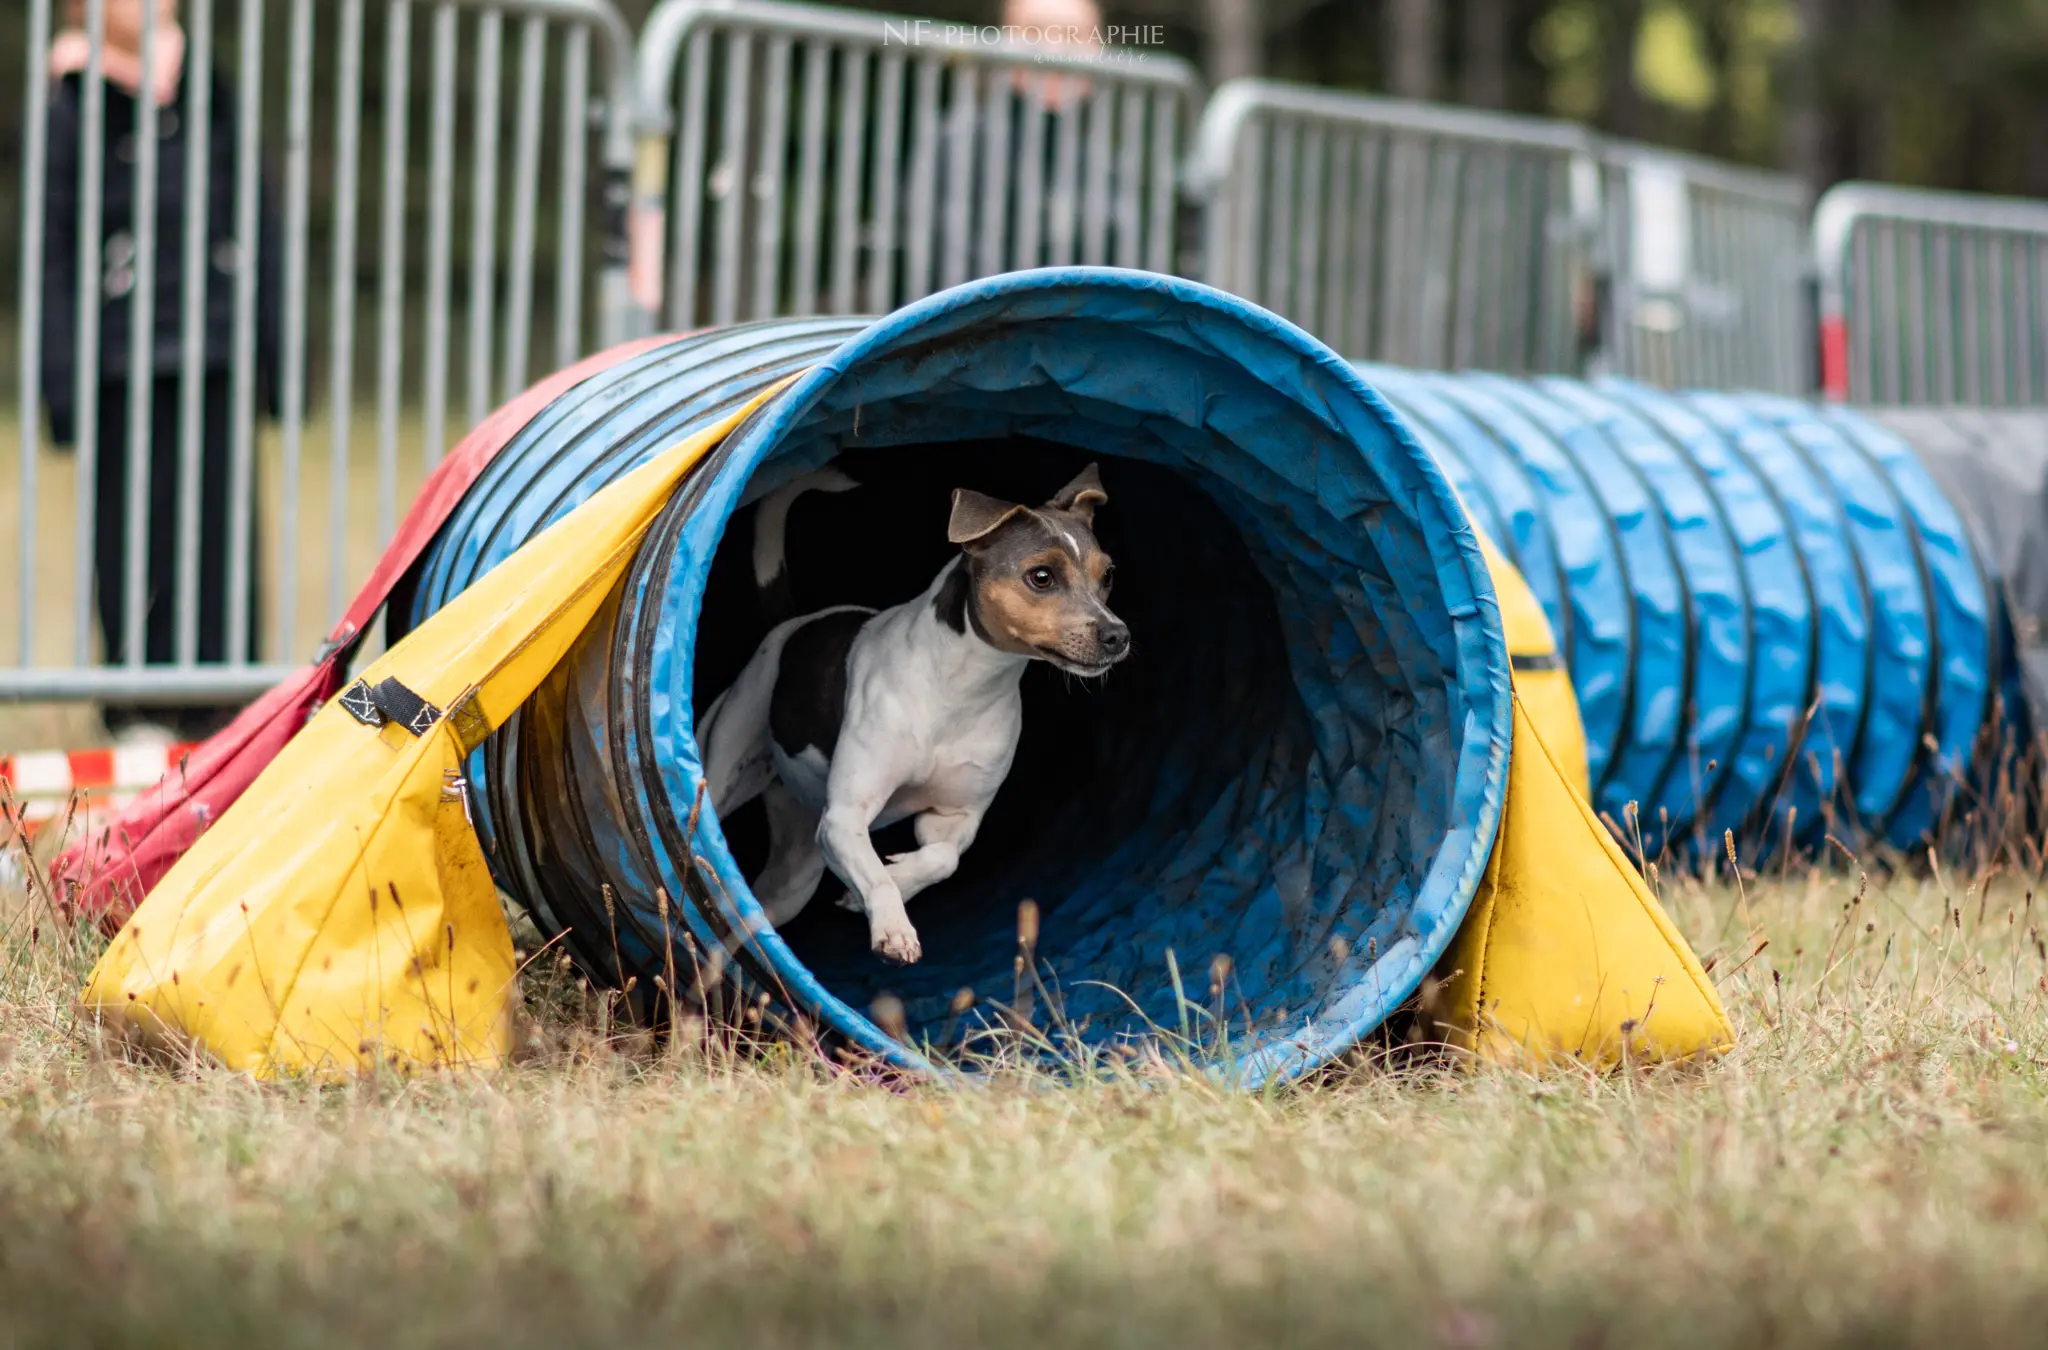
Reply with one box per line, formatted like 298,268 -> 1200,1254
948,488 -> 1028,547
1046,463 -> 1107,524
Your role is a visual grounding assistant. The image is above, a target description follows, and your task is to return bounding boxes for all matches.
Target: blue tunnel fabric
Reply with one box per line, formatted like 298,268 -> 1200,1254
1362,368 -> 2008,858
1376,372 -> 1637,789
1820,409 -> 1996,846
405,271 -> 1513,1085
1597,382 -> 1801,850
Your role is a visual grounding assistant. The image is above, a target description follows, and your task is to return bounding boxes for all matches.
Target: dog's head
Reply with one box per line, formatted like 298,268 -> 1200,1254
943,464 -> 1131,676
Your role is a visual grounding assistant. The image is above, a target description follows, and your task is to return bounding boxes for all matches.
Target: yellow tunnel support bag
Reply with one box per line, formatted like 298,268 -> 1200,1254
81,387 -> 791,1077
1432,535 -> 1735,1067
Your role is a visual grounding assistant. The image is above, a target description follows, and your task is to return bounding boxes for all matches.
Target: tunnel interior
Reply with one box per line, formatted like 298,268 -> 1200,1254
693,439 -> 1310,1044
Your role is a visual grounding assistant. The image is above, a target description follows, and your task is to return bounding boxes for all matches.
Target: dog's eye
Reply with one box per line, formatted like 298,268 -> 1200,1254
1025,566 -> 1057,592
1100,564 -> 1116,594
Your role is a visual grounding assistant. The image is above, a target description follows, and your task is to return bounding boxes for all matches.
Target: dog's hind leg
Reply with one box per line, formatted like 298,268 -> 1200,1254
752,783 -> 827,929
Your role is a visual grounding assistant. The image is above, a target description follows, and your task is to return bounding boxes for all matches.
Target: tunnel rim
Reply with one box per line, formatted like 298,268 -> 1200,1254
633,267 -> 1516,1084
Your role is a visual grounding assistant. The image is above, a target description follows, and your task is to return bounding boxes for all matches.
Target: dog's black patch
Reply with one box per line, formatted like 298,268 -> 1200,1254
932,560 -> 971,634
770,609 -> 873,759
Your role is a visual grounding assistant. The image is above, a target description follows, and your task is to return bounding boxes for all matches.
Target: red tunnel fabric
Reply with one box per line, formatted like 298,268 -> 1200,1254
52,335 -> 684,927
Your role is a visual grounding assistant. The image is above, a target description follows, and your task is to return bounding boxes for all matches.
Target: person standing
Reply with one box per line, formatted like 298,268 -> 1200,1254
41,0 -> 279,744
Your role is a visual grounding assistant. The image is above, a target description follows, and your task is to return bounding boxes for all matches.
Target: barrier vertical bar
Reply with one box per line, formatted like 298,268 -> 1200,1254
1867,225 -> 1892,401
864,49 -> 903,311
121,0 -> 162,670
1079,83 -> 1111,268
467,10 -> 504,430
1345,133 -> 1383,359
1046,88 -> 1080,265
2015,238 -> 2031,407
1985,235 -> 2009,406
665,28 -> 709,329
504,15 -> 547,399
791,40 -> 828,314
555,22 -> 588,366
1928,227 -> 1953,402
1012,73 -> 1045,269
277,0 -> 315,661
375,0 -> 412,546
902,55 -> 940,300
1321,128 -> 1356,355
1110,84 -> 1141,270
18,0 -> 53,667
421,2 -> 458,469
828,45 -> 866,315
226,0 -> 262,662
1144,88 -> 1175,272
1267,120 -> 1299,314
941,63 -> 977,288
72,0 -> 107,667
326,0 -> 364,628
751,35 -> 791,318
977,62 -> 1014,275
712,30 -> 752,326
1294,122 -> 1325,336
1958,230 -> 1983,405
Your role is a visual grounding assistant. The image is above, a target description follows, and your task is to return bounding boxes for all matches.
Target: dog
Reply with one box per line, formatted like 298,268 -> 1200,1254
700,463 -> 1130,964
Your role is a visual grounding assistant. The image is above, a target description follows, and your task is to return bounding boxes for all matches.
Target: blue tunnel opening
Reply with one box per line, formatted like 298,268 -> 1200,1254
404,271 -> 1513,1085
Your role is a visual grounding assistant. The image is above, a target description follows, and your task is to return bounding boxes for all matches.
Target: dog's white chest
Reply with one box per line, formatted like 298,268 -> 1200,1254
773,620 -> 1025,828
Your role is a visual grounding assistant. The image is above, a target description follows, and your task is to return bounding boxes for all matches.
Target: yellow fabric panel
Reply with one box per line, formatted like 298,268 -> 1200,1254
1473,530 -> 1589,797
1428,695 -> 1735,1067
82,385 -> 791,1077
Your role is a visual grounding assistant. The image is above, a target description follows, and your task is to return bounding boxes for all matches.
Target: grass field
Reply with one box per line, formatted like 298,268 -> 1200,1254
0,857 -> 2045,1349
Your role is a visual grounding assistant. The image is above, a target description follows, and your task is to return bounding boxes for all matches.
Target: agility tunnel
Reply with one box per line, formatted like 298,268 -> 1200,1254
1363,368 -> 2031,861
84,265 -> 2046,1084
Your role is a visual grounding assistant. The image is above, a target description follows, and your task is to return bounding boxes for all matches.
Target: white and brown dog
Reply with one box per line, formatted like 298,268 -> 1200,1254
701,464 -> 1130,964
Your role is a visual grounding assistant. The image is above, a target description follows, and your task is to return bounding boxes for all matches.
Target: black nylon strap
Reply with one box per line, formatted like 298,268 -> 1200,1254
339,677 -> 444,737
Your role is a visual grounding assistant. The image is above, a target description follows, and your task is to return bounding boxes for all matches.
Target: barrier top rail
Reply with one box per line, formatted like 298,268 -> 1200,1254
636,0 -> 1199,130
1188,78 -> 1600,193
1597,139 -> 1807,205
1814,180 -> 2048,405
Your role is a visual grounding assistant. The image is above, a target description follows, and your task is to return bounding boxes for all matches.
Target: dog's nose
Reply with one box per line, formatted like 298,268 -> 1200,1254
1098,623 -> 1130,657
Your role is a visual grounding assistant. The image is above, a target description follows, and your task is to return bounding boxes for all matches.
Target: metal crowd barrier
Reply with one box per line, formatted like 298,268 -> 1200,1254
1185,79 -> 1601,376
1597,144 -> 1810,395
629,0 -> 1198,330
9,0 -> 635,702
11,0 -> 2048,710
1814,181 -> 2048,406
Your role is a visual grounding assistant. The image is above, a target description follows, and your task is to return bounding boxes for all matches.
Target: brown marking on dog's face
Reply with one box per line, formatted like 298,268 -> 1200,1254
944,464 -> 1130,675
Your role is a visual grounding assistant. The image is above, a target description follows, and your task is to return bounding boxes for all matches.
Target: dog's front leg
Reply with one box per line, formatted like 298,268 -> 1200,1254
816,774 -> 921,964
884,807 -> 982,905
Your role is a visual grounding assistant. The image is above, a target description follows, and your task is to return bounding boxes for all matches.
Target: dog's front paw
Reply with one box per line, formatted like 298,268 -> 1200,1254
871,919 -> 922,965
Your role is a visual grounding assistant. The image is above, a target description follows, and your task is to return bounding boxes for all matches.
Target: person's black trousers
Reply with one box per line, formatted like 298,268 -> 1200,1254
92,372 -> 259,739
